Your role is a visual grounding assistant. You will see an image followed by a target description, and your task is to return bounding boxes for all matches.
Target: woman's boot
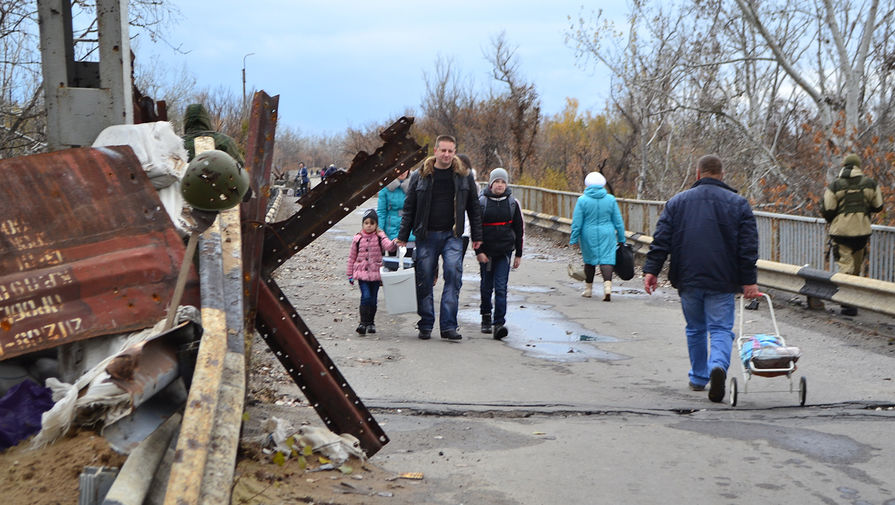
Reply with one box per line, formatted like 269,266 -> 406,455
603,280 -> 612,301
581,283 -> 593,298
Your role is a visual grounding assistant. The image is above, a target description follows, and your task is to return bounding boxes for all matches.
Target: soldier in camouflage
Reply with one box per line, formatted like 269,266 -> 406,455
821,153 -> 884,315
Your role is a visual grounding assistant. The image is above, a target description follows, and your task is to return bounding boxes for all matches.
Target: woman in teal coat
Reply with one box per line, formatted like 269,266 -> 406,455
569,172 -> 626,301
377,170 -> 415,255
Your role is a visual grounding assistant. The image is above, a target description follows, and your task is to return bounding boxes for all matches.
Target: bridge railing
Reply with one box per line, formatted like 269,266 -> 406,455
509,184 -> 895,284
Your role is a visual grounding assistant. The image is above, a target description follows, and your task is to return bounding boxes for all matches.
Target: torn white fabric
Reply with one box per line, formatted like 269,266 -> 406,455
92,122 -> 190,235
296,425 -> 366,465
30,306 -> 200,449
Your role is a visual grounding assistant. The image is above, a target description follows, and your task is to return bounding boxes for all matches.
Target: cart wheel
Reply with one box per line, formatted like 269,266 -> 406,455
799,376 -> 807,406
729,377 -> 738,407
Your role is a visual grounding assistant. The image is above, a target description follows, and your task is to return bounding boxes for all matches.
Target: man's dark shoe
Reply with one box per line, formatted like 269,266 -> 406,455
493,324 -> 508,340
708,367 -> 726,402
840,305 -> 858,316
418,329 -> 432,340
440,329 -> 462,342
688,382 -> 705,392
481,314 -> 492,334
355,323 -> 367,335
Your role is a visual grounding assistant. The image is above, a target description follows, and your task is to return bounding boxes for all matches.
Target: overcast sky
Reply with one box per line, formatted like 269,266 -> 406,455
139,1 -> 618,136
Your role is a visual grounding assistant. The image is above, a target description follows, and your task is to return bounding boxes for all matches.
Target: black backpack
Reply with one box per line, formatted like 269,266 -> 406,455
479,194 -> 517,223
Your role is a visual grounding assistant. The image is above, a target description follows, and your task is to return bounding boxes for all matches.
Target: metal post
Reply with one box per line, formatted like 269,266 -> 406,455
241,52 -> 255,107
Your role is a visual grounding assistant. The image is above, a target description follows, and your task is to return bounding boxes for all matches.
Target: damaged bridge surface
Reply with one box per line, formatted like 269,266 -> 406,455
253,193 -> 895,505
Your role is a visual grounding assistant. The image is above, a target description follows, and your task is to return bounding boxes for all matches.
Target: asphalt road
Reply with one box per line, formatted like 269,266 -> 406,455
261,196 -> 895,505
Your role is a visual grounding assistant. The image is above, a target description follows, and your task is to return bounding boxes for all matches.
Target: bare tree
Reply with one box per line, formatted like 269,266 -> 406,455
0,1 -> 180,158
420,55 -> 474,139
732,0 -> 893,169
0,1 -> 44,157
487,31 -> 541,178
568,4 -> 691,198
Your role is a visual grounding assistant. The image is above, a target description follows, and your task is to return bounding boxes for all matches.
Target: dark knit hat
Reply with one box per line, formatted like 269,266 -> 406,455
362,208 -> 378,224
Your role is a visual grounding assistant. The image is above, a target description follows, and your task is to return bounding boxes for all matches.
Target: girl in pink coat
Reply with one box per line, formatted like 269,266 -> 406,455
347,209 -> 396,334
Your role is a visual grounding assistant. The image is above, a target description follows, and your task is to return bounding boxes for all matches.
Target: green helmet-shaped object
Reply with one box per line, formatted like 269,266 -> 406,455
842,153 -> 861,168
181,150 -> 249,211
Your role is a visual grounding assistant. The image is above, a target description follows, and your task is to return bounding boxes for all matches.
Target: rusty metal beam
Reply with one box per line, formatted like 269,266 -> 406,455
255,277 -> 388,456
240,92 -> 279,351
261,116 -> 427,274
0,146 -> 195,361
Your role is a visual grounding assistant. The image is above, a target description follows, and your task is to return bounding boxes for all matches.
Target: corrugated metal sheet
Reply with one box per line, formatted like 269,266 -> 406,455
0,146 -> 195,360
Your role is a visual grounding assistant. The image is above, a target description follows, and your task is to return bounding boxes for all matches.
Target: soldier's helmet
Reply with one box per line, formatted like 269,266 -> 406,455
181,150 -> 249,211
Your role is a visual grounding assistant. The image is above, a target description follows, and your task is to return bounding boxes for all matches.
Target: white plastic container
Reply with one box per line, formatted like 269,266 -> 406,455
380,247 -> 417,314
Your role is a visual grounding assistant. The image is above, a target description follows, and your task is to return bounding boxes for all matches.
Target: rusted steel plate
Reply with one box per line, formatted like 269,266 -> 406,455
256,277 -> 388,456
240,91 -> 279,346
262,116 -> 427,274
0,146 -> 195,361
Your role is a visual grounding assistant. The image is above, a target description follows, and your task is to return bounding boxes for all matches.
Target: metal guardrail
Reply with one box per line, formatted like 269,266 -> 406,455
510,184 -> 895,283
517,188 -> 895,318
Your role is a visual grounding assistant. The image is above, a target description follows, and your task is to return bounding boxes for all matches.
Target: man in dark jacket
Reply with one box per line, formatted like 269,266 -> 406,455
643,155 -> 761,402
396,135 -> 483,341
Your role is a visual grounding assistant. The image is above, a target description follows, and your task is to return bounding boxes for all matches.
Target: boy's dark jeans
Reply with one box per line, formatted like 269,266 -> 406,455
479,252 -> 513,326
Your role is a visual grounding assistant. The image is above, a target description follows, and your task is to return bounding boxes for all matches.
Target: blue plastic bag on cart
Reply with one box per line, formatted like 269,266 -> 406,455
739,333 -> 782,366
740,333 -> 800,368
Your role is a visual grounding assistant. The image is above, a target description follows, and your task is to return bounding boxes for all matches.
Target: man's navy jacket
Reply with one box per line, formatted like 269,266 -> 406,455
643,177 -> 759,293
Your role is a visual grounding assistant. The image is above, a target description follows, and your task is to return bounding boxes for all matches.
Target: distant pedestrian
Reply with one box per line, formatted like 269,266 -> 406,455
378,169 -> 415,256
569,172 -> 626,301
347,209 -> 396,335
322,164 -> 337,180
298,162 -> 310,196
395,135 -> 483,342
820,153 -> 884,316
475,168 -> 524,340
643,154 -> 761,402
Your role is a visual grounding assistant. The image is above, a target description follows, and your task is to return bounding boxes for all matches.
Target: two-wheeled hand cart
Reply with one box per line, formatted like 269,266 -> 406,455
730,293 -> 806,407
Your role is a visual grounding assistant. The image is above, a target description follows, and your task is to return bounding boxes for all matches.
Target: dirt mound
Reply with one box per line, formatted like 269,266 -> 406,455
0,429 -> 126,505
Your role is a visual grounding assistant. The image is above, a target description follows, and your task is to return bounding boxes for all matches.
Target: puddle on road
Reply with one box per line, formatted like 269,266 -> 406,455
510,285 -> 554,294
327,229 -> 351,242
461,303 -> 629,363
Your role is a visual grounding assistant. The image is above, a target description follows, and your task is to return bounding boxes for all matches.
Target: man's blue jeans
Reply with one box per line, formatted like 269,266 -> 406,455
679,288 -> 735,387
480,252 -> 512,326
358,280 -> 380,307
414,231 -> 463,332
